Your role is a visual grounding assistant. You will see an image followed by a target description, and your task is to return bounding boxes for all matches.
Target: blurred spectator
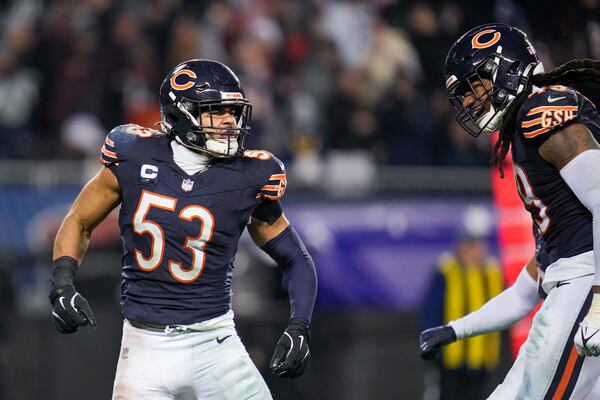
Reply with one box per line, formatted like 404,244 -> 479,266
166,15 -> 201,68
435,118 -> 490,167
407,3 -> 451,94
375,68 -> 439,165
60,112 -> 105,159
0,46 -> 39,158
421,235 -> 504,400
317,0 -> 375,68
326,68 -> 379,152
363,15 -> 422,104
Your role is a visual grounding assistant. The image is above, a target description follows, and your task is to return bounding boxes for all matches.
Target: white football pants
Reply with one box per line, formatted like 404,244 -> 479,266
489,272 -> 600,399
112,312 -> 272,400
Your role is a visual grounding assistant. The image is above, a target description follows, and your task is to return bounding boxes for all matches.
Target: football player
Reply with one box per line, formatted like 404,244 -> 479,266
49,59 -> 317,399
420,24 -> 600,398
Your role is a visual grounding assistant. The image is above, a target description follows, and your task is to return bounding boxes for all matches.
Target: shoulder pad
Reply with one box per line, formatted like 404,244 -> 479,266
518,86 -> 579,139
243,150 -> 287,200
100,124 -> 161,165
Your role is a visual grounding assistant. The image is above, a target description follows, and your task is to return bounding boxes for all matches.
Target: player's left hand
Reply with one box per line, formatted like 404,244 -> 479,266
419,325 -> 457,360
575,292 -> 600,357
270,319 -> 311,378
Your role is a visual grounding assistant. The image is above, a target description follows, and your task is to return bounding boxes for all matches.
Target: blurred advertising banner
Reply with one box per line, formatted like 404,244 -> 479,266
286,200 -> 498,310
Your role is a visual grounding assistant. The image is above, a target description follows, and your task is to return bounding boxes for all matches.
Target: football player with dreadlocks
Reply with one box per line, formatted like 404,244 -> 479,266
419,24 -> 600,398
48,59 -> 317,399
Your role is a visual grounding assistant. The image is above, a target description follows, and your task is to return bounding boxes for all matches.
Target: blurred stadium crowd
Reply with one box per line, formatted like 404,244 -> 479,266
1,0 -> 598,176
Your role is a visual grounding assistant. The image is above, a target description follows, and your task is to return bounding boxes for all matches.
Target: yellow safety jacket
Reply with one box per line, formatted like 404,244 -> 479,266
438,253 -> 504,370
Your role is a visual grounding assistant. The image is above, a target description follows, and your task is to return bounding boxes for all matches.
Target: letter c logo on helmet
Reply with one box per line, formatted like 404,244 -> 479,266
170,69 -> 197,91
471,29 -> 501,49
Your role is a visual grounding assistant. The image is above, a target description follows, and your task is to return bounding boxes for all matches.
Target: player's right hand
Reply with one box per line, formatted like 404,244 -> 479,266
49,286 -> 97,334
419,325 -> 457,360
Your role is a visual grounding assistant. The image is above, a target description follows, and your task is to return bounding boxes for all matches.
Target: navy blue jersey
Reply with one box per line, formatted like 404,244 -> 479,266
533,223 -> 548,271
511,85 -> 600,268
100,124 -> 287,324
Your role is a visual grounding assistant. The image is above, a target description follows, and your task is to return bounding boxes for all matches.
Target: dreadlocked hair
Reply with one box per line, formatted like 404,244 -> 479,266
491,59 -> 600,178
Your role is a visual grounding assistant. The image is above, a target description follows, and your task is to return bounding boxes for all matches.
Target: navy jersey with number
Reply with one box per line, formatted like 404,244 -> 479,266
511,85 -> 600,268
100,124 -> 287,324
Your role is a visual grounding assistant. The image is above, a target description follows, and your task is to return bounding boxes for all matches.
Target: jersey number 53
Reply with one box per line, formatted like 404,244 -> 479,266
133,190 -> 214,283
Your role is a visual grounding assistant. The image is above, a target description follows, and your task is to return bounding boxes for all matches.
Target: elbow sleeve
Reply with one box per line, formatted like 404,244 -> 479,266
261,226 -> 318,323
560,149 -> 600,285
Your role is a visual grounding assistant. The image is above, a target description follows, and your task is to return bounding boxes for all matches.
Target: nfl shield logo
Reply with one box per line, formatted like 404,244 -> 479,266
181,178 -> 194,192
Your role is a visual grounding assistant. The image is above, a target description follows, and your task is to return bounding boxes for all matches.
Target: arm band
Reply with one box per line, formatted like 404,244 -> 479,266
251,200 -> 283,225
559,149 -> 600,285
449,266 -> 538,339
49,256 -> 78,300
261,226 -> 317,323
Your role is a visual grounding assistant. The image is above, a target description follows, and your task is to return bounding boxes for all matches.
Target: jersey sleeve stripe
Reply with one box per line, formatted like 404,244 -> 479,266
256,193 -> 283,201
523,126 -> 553,138
521,118 -> 542,128
101,146 -> 118,159
268,174 -> 286,180
104,139 -> 116,152
526,105 -> 578,116
105,137 -> 115,147
260,186 -> 283,193
261,185 -> 281,191
100,153 -> 118,164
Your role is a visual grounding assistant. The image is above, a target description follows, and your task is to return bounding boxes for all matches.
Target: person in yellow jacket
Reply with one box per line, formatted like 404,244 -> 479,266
421,235 -> 504,400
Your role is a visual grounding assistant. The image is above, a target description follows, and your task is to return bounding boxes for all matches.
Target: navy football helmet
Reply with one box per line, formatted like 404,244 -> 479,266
159,59 -> 252,157
445,23 -> 544,136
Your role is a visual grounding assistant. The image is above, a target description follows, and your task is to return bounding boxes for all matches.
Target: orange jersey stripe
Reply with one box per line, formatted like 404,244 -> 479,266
523,126 -> 552,138
551,346 -> 579,400
526,106 -> 578,116
259,193 -> 283,200
262,185 -> 281,191
101,146 -> 117,159
105,137 -> 115,147
269,174 -> 286,180
256,192 -> 283,200
521,118 -> 542,128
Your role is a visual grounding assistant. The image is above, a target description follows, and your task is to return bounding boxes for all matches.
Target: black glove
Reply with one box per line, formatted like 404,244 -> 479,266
419,325 -> 457,360
270,319 -> 311,378
49,257 -> 96,334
